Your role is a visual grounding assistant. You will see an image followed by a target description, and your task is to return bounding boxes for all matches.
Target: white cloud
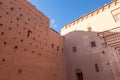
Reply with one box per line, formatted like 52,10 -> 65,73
50,19 -> 57,29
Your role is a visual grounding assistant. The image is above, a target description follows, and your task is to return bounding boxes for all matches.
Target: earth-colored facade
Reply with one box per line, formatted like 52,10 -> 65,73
61,0 -> 120,80
0,0 -> 66,80
1,0 -> 120,80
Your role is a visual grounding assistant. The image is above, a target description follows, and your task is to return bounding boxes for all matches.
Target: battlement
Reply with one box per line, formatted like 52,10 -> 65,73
61,0 -> 120,30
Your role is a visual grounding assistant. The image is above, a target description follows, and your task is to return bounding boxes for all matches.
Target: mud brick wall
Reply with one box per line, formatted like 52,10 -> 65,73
0,0 -> 66,80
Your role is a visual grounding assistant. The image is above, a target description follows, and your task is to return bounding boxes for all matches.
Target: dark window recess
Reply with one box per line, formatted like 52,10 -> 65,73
95,64 -> 99,72
27,30 -> 32,37
73,46 -> 77,52
91,41 -> 96,47
18,69 -> 22,74
57,46 -> 59,51
52,44 -> 54,48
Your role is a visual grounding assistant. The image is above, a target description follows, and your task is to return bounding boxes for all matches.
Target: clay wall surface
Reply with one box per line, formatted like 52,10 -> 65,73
63,31 -> 115,80
0,0 -> 66,80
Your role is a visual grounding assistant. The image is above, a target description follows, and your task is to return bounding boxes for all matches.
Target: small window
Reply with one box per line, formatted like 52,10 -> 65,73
73,46 -> 77,52
87,27 -> 92,32
111,8 -> 120,22
95,64 -> 99,72
57,46 -> 59,51
91,41 -> 96,47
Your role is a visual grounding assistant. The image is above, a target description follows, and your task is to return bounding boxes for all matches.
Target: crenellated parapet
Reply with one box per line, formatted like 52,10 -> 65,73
61,0 -> 120,30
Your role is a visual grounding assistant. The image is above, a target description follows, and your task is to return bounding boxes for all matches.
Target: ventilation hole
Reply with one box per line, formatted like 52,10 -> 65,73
20,39 -> 23,42
54,74 -> 57,76
32,51 -> 34,53
0,2 -> 2,4
25,23 -> 27,25
14,46 -> 18,49
0,16 -> 1,18
17,18 -> 19,21
19,32 -> 21,34
38,53 -> 41,55
36,45 -> 38,48
10,7 -> 14,11
17,24 -> 19,27
0,23 -> 3,26
33,38 -> 36,40
102,51 -> 105,54
20,14 -> 22,17
3,42 -> 7,45
2,58 -> 5,62
28,18 -> 30,21
19,7 -> 21,10
13,37 -> 17,39
23,28 -> 26,30
10,2 -> 12,4
1,32 -> 4,35
6,12 -> 9,15
18,69 -> 22,74
10,21 -> 13,23
8,27 -> 11,30
24,49 -> 27,51
29,43 -> 32,45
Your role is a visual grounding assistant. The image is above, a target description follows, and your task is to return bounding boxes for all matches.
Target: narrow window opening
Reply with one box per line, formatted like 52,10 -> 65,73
73,46 -> 77,52
95,64 -> 99,72
0,2 -> 2,4
57,46 -> 59,51
52,44 -> 54,48
91,41 -> 96,47
76,69 -> 83,80
27,30 -> 32,37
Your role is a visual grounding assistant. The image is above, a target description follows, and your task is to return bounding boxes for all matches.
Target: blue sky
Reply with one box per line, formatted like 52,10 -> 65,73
28,0 -> 112,32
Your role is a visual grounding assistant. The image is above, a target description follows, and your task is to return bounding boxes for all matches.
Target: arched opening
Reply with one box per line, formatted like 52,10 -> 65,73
75,69 -> 83,80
